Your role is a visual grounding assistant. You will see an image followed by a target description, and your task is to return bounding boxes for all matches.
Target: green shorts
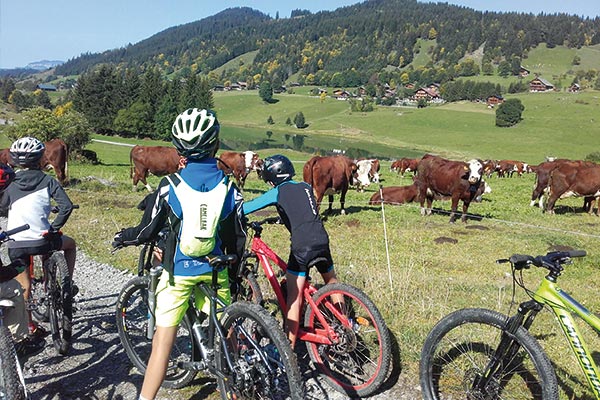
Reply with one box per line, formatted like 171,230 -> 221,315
154,269 -> 230,328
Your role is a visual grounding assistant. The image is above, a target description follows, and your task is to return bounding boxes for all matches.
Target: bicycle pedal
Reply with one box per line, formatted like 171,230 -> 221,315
177,360 -> 207,371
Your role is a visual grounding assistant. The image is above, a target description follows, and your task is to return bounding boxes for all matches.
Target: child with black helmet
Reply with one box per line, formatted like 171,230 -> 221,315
243,154 -> 338,348
112,109 -> 246,400
0,136 -> 77,342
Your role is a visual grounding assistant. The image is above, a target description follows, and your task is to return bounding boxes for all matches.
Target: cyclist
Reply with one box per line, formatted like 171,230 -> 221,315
112,108 -> 246,400
243,154 -> 338,348
0,136 -> 77,338
0,162 -> 46,358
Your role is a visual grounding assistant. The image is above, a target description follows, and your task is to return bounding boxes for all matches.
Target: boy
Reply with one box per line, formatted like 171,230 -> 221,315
112,108 -> 246,400
243,154 -> 338,348
0,136 -> 77,337
0,162 -> 46,358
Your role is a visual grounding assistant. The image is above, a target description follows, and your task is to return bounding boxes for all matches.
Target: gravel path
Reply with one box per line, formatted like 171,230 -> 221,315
18,250 -> 417,400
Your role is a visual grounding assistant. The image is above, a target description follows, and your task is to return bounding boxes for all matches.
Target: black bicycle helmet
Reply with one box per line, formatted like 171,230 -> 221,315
260,155 -> 295,186
0,163 -> 15,191
9,137 -> 45,168
171,108 -> 220,160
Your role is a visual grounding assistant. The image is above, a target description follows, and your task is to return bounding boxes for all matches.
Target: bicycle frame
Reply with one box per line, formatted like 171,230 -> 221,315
249,235 -> 347,346
532,275 -> 600,397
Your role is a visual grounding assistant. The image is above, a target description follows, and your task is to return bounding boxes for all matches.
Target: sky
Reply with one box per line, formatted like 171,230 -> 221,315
1,0 -> 598,69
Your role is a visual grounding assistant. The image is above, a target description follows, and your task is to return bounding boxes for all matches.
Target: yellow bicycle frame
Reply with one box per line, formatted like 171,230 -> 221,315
533,276 -> 600,398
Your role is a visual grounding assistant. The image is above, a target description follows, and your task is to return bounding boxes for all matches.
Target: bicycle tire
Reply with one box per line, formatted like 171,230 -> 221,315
46,252 -> 73,355
215,301 -> 304,400
115,276 -> 196,389
0,326 -> 27,400
419,307 -> 558,400
303,282 -> 392,397
232,269 -> 263,305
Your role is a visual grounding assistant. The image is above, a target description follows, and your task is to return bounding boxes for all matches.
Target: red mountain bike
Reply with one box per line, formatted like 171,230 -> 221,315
236,217 -> 392,397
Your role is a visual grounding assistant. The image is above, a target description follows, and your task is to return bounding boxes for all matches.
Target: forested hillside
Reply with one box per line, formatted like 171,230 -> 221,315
55,0 -> 600,88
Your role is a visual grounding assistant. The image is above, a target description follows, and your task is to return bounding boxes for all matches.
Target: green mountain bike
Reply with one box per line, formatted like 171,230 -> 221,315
419,249 -> 600,400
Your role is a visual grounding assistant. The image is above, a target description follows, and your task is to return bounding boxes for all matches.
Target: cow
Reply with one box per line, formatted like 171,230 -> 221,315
496,159 -> 529,178
303,155 -> 357,215
398,157 -> 420,177
529,159 -> 594,209
482,159 -> 497,178
0,138 -> 69,185
369,184 -> 418,205
415,154 -> 484,223
354,159 -> 375,191
217,151 -> 262,189
546,162 -> 600,215
130,145 -> 180,191
367,159 -> 380,183
390,159 -> 402,173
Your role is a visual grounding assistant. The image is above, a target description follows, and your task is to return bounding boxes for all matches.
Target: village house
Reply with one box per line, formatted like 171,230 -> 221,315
332,89 -> 352,100
568,83 -> 581,93
519,66 -> 530,77
413,87 -> 442,103
37,83 -> 57,91
529,76 -> 554,92
486,95 -> 504,108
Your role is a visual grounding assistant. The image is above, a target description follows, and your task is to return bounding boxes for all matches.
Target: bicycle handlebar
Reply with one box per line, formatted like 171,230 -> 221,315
248,216 -> 281,232
497,250 -> 586,271
0,224 -> 30,242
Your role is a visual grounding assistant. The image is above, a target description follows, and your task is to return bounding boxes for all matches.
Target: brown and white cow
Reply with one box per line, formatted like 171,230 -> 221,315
529,159 -> 579,209
415,154 -> 484,223
369,184 -> 418,205
130,145 -> 180,191
354,159 -> 376,191
303,155 -> 357,215
546,162 -> 600,215
0,138 -> 69,185
496,159 -> 529,178
217,151 -> 262,189
482,159 -> 497,178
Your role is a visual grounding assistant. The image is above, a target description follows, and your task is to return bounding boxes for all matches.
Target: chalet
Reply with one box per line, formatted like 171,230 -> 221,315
529,77 -> 554,92
289,82 -> 301,87
332,89 -> 352,100
213,85 -> 225,91
37,83 -> 57,91
414,87 -> 441,102
486,95 -> 504,107
404,83 -> 416,90
519,66 -> 530,77
568,83 -> 581,93
237,81 -> 247,89
229,83 -> 242,91
427,83 -> 440,94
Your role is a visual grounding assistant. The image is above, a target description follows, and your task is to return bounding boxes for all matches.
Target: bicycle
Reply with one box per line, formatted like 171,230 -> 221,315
419,249 -> 593,400
237,216 -> 392,397
0,223 -> 31,400
115,247 -> 305,399
27,205 -> 78,356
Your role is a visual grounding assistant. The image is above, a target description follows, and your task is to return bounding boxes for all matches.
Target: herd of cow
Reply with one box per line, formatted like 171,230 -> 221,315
0,140 -> 595,224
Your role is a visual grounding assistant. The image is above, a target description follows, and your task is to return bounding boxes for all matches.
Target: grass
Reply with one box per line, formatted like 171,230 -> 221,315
4,85 -> 600,398
61,148 -> 600,399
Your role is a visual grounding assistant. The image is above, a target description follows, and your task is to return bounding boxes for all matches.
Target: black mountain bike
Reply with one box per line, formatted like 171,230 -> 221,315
115,242 -> 304,399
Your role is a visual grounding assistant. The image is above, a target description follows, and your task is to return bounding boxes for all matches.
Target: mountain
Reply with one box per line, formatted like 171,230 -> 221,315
53,0 -> 600,87
25,60 -> 64,70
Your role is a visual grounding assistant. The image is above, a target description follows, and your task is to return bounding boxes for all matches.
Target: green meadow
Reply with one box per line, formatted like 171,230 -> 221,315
3,87 -> 600,398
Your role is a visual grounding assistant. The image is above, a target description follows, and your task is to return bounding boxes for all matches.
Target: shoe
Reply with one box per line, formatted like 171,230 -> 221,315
28,323 -> 49,340
15,336 -> 46,360
71,283 -> 79,297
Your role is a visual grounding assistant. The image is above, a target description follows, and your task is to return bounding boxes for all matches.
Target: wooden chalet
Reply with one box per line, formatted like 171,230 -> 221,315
519,66 -> 530,77
568,83 -> 581,92
486,95 -> 504,107
414,87 -> 441,102
332,89 -> 352,100
529,77 -> 554,92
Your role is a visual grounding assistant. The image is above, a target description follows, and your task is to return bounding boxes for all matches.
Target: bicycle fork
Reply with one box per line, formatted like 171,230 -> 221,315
473,300 -> 542,393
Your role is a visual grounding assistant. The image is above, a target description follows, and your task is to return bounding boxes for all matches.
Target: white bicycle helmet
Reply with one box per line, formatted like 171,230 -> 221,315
9,137 -> 45,168
171,108 -> 220,159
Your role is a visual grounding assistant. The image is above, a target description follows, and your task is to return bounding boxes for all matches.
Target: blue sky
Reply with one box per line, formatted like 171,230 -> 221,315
0,0 -> 598,69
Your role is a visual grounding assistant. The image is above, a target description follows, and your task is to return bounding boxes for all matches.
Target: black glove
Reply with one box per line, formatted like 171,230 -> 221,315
112,229 -> 125,249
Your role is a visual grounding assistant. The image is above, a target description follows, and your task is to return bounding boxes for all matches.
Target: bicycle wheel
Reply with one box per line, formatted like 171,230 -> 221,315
303,282 -> 392,397
115,276 -> 196,389
420,308 -> 558,400
231,269 -> 263,305
45,252 -> 73,355
215,301 -> 304,400
0,326 -> 27,400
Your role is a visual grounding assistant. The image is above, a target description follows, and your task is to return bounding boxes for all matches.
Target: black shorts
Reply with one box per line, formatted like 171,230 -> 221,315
287,246 -> 334,276
8,236 -> 63,264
